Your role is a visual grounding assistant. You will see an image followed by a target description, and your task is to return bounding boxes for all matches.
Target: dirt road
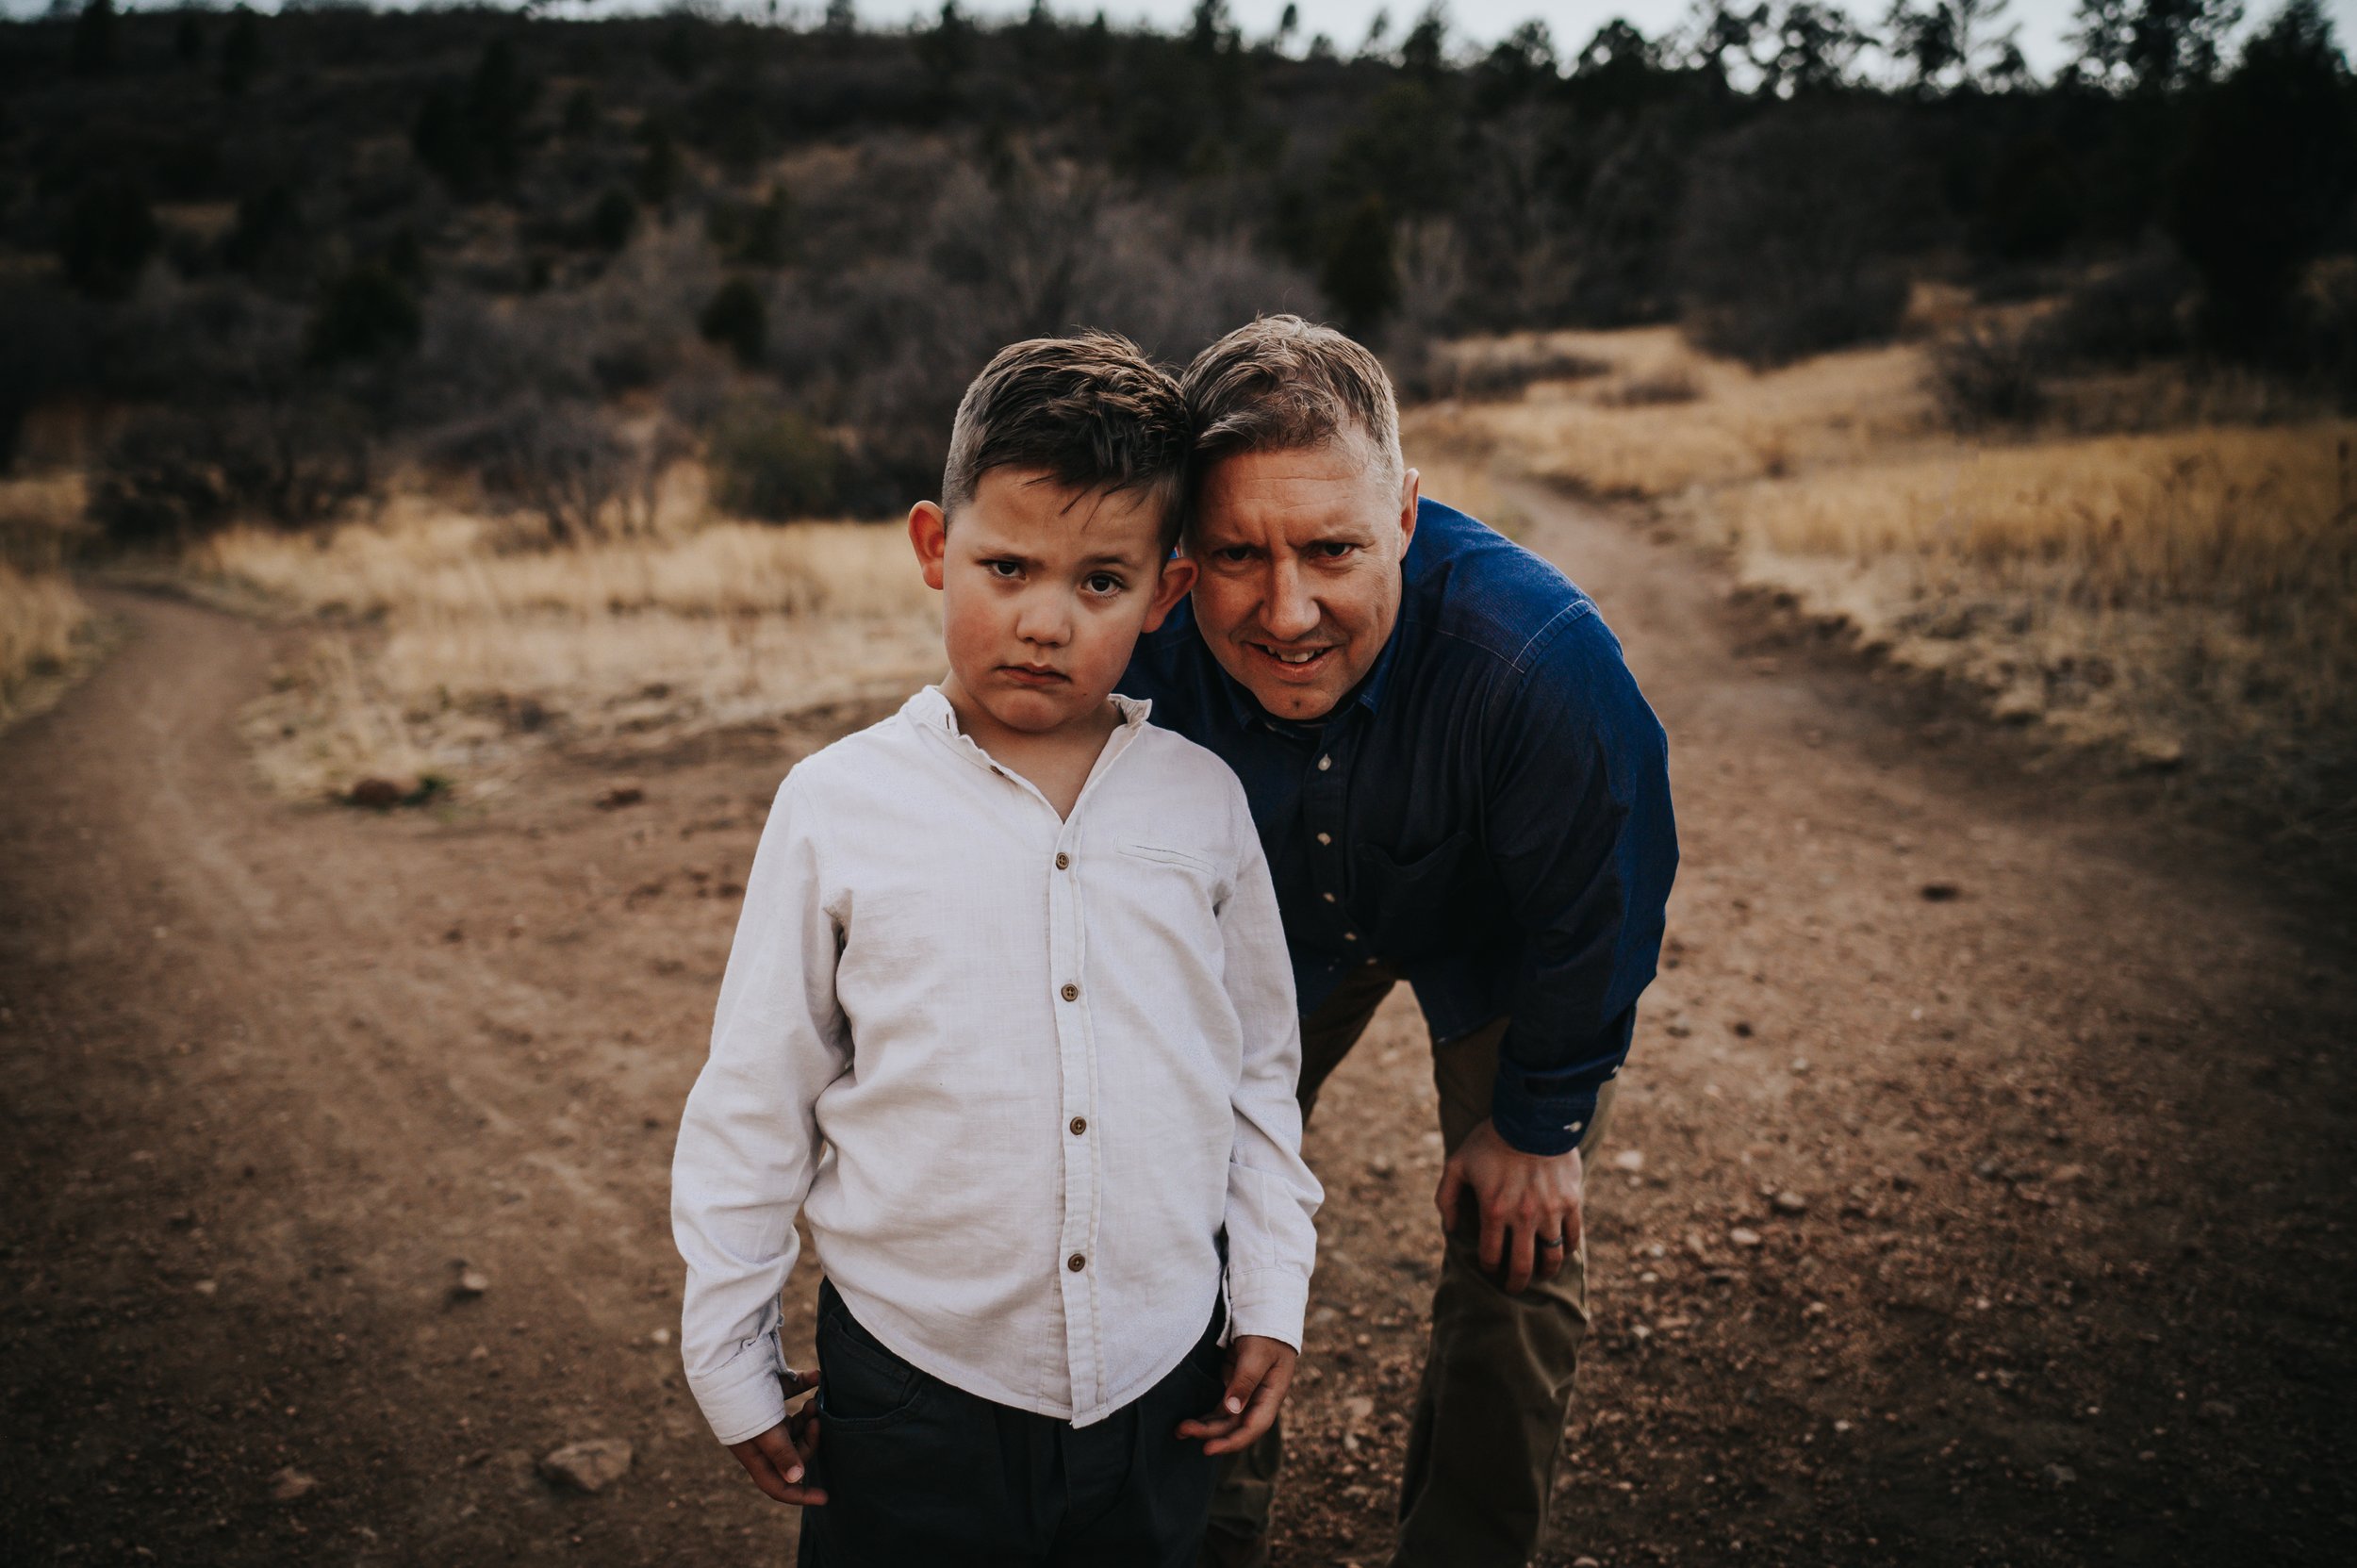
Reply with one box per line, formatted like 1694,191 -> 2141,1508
5,488 -> 2352,1567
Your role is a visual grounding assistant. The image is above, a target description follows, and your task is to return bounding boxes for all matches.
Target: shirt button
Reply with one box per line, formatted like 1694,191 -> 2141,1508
1069,1115 -> 1087,1135
1067,1253 -> 1086,1272
1322,891 -> 1336,903
1317,754 -> 1332,771
1343,931 -> 1359,943
1316,832 -> 1332,847
1055,852 -> 1070,870
1061,982 -> 1080,1002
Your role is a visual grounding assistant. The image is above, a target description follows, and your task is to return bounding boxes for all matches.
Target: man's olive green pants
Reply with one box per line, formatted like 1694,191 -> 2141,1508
1204,964 -> 1617,1568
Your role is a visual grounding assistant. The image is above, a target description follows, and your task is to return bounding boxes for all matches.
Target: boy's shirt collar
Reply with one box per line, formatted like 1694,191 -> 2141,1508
902,685 -> 1154,751
899,685 -> 1158,802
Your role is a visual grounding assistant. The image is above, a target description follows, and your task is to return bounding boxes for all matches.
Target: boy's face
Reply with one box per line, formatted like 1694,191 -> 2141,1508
909,468 -> 1195,740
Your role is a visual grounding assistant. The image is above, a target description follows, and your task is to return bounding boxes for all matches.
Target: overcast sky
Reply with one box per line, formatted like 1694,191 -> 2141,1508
12,1 -> 2353,79
848,0 -> 2344,75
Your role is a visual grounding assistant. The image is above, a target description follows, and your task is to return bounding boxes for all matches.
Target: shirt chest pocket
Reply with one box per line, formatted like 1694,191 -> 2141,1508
1108,842 -> 1228,943
1353,829 -> 1482,955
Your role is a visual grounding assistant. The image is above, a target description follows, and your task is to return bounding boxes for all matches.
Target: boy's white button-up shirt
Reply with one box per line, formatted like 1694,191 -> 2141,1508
671,686 -> 1322,1444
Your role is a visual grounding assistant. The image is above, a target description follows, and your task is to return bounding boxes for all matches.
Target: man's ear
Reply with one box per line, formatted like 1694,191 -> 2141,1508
1396,466 -> 1421,554
908,501 -> 948,591
1142,553 -> 1198,634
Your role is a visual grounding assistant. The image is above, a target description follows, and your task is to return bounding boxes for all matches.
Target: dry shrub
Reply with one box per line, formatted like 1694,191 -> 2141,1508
1596,367 -> 1703,408
1413,336 -> 1612,403
0,475 -> 98,727
1410,329 -> 1933,500
197,498 -> 940,799
1927,319 -> 2050,430
0,473 -> 92,570
0,561 -> 95,724
1696,423 -> 2357,833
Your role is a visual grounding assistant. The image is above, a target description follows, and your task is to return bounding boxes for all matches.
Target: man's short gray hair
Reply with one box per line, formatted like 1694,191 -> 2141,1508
1178,315 -> 1405,500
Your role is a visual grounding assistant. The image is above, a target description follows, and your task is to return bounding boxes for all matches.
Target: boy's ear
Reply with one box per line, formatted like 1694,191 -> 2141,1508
908,501 -> 948,591
1141,552 -> 1197,634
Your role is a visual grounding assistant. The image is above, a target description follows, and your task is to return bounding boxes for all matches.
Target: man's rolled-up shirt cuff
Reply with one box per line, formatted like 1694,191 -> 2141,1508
1223,1266 -> 1310,1352
1490,1068 -> 1607,1158
688,1330 -> 793,1446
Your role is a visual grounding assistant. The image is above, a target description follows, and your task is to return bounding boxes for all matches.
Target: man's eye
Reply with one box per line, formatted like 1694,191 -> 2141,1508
1313,541 -> 1356,559
1215,546 -> 1255,564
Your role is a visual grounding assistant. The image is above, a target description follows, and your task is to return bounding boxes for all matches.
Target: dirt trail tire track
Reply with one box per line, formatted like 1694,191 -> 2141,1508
4,492 -> 2352,1566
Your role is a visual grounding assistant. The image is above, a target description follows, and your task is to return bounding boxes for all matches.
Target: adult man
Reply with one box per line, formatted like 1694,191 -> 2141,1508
1120,317 -> 1678,1568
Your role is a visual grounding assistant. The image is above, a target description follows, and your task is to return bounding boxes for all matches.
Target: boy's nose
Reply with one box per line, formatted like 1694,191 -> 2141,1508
1014,592 -> 1072,644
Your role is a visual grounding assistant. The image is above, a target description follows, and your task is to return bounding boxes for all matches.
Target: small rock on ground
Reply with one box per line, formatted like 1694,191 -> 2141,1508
539,1438 -> 634,1494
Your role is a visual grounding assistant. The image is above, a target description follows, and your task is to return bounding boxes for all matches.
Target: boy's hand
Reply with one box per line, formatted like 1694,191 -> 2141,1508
726,1367 -> 827,1506
1176,1335 -> 1297,1456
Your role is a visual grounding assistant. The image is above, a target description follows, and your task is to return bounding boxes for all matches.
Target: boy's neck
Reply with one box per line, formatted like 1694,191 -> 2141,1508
938,678 -> 1122,820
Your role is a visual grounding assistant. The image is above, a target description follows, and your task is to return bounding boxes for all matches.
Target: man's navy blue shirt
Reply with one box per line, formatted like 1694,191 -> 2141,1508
1121,498 -> 1678,1156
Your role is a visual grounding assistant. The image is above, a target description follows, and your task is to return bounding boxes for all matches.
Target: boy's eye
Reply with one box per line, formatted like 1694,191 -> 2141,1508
1084,572 -> 1125,595
985,559 -> 1022,579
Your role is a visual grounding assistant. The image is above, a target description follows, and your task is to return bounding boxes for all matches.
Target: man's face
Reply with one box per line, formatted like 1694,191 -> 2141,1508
1188,439 -> 1419,722
910,467 -> 1194,740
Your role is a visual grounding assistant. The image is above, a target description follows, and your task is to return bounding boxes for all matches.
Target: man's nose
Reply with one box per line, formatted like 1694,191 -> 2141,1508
1261,560 -> 1320,641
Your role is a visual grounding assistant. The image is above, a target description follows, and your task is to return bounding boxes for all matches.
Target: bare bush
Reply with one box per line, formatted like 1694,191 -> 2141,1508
91,396 -> 372,546
1597,367 -> 1704,408
2035,247 -> 2196,368
1928,320 -> 2051,430
1674,110 -> 1923,368
441,400 -> 669,543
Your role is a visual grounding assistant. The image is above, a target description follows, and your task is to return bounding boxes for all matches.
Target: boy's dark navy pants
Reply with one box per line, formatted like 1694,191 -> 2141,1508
795,1278 -> 1226,1568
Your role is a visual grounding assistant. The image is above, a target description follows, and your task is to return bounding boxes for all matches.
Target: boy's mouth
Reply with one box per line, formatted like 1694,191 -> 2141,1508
1001,665 -> 1070,686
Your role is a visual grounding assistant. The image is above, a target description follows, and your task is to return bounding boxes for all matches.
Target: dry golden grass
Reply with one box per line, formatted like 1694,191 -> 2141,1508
197,497 -> 941,800
1407,327 -> 1937,500
1425,322 -> 2357,842
1407,452 -> 1527,540
0,474 -> 99,728
0,562 -> 96,725
1696,423 -> 2357,768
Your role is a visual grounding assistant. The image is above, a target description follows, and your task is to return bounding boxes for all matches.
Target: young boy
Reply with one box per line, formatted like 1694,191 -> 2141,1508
670,332 -> 1322,1567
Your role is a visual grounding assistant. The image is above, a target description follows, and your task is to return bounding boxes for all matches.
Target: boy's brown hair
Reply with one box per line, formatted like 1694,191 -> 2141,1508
1178,315 -> 1405,507
943,331 -> 1191,548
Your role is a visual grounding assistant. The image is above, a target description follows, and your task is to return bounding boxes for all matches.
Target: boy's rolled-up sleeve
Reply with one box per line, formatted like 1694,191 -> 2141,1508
670,773 -> 850,1446
1214,789 -> 1323,1350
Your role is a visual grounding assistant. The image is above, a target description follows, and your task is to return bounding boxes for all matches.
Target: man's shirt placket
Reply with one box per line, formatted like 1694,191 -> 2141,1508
1299,715 -> 1369,967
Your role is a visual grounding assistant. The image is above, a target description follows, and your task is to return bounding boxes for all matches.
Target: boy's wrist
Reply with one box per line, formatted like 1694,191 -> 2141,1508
1222,1266 -> 1310,1353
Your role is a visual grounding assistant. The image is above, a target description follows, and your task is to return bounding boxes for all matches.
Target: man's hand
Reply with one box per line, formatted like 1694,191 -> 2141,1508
1434,1117 -> 1585,1295
1175,1334 -> 1297,1456
725,1367 -> 828,1506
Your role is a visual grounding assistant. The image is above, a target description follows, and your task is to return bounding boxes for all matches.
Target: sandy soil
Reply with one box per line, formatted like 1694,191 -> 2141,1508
4,487 -> 2352,1567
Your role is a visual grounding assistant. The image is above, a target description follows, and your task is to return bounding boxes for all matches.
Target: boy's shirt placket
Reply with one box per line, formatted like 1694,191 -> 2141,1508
926,703 -> 1152,1420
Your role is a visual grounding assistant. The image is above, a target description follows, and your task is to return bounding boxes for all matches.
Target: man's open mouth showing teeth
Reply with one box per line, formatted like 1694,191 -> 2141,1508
1255,645 -> 1330,665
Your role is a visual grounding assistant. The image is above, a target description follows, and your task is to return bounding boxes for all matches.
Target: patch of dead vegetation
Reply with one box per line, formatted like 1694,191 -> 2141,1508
194,495 -> 939,801
1410,324 -> 2357,856
0,474 -> 102,730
